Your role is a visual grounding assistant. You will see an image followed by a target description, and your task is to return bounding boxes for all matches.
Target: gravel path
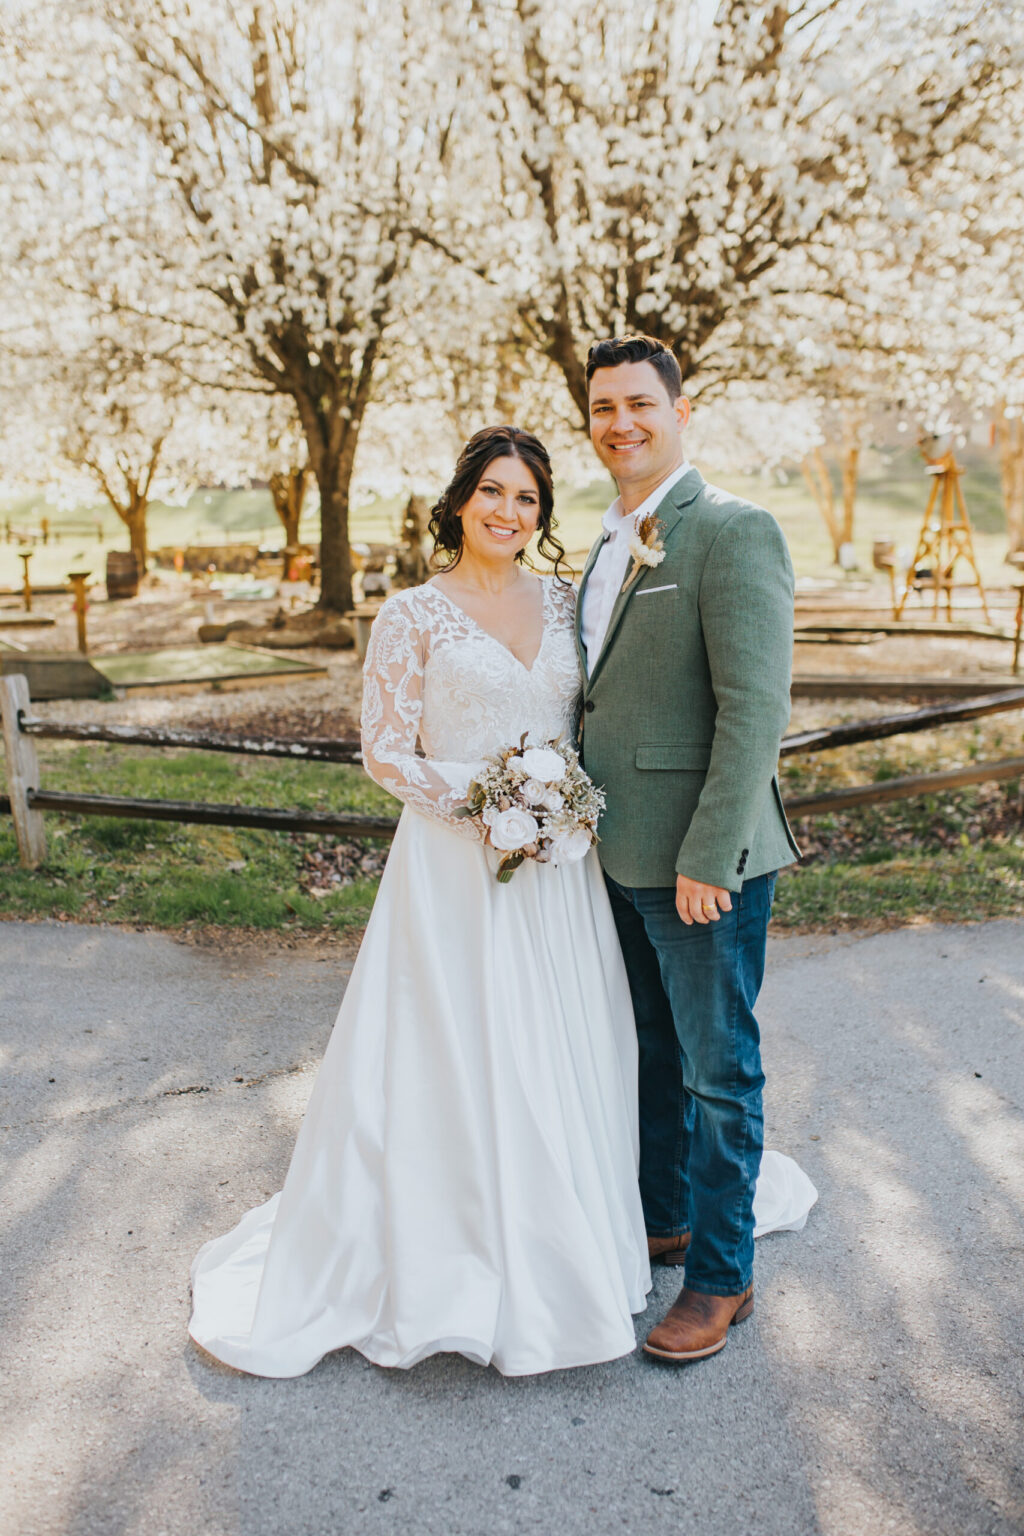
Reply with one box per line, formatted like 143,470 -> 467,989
2,917 -> 1022,1536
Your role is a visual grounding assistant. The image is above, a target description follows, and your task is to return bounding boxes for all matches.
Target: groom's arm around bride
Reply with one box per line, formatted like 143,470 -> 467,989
575,333 -> 802,1364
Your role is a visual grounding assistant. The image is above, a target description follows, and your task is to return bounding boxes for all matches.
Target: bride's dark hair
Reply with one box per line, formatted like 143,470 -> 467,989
429,425 -> 572,583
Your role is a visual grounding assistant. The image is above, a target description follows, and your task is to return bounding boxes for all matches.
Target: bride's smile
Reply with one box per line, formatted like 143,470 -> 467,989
457,459 -> 540,566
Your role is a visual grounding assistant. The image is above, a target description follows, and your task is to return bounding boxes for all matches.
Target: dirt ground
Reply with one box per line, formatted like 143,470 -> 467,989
2,570 -> 1021,743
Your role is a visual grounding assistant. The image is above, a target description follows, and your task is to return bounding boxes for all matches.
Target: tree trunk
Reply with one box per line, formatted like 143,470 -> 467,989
317,477 -> 354,612
123,497 -> 148,573
839,407 -> 863,551
307,433 -> 357,615
801,446 -> 842,561
544,322 -> 590,428
994,400 -> 1024,557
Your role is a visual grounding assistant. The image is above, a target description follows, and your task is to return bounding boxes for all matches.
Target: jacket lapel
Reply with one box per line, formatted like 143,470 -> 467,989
585,468 -> 705,688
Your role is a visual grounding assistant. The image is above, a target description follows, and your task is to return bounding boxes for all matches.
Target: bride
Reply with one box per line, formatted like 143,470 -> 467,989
188,425 -> 812,1378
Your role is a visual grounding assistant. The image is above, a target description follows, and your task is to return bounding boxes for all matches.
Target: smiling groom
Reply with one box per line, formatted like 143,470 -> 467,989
576,334 -> 800,1363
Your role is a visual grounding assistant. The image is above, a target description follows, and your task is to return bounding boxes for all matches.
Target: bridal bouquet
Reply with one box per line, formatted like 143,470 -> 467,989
456,737 -> 606,883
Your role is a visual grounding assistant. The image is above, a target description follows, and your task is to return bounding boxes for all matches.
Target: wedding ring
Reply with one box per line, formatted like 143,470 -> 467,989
701,901 -> 716,912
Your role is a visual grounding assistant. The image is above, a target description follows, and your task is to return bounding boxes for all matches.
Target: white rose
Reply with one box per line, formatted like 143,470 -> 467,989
489,807 -> 540,852
549,828 -> 593,865
505,754 -> 526,774
541,788 -> 564,812
519,746 -> 566,783
481,806 -> 499,827
520,778 -> 548,805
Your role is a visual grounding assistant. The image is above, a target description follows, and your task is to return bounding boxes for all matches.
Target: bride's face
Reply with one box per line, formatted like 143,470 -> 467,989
457,455 -> 541,563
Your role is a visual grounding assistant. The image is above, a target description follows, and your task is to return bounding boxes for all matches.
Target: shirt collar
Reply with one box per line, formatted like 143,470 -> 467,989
602,461 -> 692,537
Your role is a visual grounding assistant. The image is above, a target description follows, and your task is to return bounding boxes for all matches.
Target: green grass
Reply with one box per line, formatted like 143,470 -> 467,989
773,709 -> 1024,929
2,721 -> 1022,935
0,743 -> 393,935
773,844 -> 1024,930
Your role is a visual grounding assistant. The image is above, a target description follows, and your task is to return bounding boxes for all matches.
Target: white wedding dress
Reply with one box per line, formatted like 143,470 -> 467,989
188,576 -> 815,1378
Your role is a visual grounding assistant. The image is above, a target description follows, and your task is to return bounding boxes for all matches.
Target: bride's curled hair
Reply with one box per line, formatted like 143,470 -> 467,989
429,425 -> 572,583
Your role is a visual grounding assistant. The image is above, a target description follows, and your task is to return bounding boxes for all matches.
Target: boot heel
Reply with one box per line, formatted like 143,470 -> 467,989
731,1296 -> 754,1325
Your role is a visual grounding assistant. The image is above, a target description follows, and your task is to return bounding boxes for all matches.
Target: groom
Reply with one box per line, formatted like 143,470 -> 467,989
576,334 -> 800,1363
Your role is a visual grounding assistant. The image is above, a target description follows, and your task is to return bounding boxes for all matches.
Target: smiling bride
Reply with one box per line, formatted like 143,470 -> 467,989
188,426 -> 652,1377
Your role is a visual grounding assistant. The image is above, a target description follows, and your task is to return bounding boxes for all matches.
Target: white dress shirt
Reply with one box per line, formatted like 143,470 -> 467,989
580,462 -> 692,674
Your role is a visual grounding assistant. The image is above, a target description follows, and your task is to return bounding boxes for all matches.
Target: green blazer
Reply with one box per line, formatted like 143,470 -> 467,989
576,467 -> 800,891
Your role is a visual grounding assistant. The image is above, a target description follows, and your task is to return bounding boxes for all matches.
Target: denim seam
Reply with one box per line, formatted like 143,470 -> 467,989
727,906 -> 753,1291
684,884 -> 756,1295
643,882 -> 688,1238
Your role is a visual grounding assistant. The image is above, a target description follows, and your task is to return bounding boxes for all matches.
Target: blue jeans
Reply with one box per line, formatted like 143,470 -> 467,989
604,871 -> 776,1297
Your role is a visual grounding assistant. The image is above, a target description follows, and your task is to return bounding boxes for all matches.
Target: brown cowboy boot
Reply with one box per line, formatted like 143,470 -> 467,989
647,1231 -> 691,1267
643,1283 -> 754,1362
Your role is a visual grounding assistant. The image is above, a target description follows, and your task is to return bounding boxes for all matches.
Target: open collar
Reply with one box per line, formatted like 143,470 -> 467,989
582,466 -> 705,690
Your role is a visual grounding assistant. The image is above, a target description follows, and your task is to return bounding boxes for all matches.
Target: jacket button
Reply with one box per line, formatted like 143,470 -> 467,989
584,700 -> 595,713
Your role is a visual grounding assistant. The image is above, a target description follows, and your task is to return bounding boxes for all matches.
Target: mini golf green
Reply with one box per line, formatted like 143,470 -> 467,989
93,644 -> 328,690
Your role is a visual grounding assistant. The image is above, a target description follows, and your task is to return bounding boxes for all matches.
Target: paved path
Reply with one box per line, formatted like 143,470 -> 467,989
1,918 -> 1022,1536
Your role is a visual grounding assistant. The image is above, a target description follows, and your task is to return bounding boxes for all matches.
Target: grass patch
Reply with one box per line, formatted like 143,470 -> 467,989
774,711 -> 1024,929
0,742 -> 395,936
1,718 -> 1022,937
773,842 -> 1024,930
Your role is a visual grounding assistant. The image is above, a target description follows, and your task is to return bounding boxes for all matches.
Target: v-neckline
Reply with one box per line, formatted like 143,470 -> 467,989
429,578 -> 549,674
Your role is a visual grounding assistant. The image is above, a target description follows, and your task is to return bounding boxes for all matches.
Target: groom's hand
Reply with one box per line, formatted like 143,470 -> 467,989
675,875 -> 733,926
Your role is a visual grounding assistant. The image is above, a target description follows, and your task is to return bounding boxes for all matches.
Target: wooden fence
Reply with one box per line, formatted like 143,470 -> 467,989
2,672 -> 1023,869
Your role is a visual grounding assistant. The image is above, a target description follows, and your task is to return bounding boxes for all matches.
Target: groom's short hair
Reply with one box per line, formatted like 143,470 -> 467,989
585,334 -> 683,402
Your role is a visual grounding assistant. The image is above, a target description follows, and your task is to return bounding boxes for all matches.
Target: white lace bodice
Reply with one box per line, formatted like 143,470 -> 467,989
360,577 -> 581,833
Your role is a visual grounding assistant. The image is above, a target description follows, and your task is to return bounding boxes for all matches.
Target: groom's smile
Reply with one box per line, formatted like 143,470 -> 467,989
588,358 -> 691,511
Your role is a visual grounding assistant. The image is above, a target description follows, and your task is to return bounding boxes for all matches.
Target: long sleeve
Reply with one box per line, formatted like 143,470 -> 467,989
675,507 -> 795,889
360,596 -> 484,837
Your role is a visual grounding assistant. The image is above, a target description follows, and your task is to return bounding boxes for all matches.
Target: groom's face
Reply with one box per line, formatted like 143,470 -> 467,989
588,360 -> 690,491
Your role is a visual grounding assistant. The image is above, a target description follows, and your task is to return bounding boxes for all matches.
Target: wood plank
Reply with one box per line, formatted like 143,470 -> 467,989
785,756 -> 1024,817
780,688 -> 1024,756
21,718 -> 362,763
791,675 -> 1022,699
0,654 -> 109,700
26,789 -> 399,840
795,620 -> 1012,642
0,674 -> 47,866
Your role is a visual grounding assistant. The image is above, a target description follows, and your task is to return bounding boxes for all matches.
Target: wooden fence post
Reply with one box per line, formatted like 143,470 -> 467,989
0,673 -> 47,867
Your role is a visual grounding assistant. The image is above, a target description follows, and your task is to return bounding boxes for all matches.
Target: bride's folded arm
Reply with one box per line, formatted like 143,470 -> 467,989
360,596 -> 484,838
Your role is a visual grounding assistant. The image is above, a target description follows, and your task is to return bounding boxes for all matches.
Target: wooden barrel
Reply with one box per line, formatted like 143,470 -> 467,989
106,550 -> 140,599
872,538 -> 896,572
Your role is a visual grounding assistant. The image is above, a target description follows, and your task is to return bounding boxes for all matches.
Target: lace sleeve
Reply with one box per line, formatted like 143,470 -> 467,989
360,595 -> 484,838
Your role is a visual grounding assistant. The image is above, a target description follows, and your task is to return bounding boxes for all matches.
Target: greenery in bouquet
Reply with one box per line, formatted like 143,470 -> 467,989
456,737 -> 606,883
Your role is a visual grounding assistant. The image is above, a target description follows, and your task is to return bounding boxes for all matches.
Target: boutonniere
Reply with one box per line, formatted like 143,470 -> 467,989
621,513 -> 666,591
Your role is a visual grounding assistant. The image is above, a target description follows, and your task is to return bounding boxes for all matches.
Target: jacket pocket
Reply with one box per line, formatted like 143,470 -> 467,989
635,743 -> 713,770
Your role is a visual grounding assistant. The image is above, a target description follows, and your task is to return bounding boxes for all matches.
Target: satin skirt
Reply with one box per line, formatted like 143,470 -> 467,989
188,811 -> 816,1378
189,810 -> 653,1377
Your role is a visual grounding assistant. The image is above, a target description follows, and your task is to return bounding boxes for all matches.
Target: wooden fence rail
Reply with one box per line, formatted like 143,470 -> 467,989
0,788 -> 397,840
2,671 -> 1024,870
19,717 -> 362,764
779,687 -> 1024,756
785,756 -> 1024,818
